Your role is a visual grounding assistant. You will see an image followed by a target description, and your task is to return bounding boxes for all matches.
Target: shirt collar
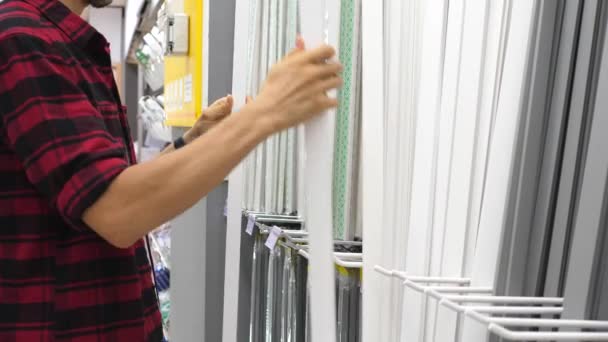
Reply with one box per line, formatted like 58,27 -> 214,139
21,0 -> 108,50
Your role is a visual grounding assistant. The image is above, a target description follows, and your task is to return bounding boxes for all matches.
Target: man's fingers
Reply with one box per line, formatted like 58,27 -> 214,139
203,95 -> 233,119
286,37 -> 307,59
293,44 -> 336,64
296,35 -> 305,50
307,62 -> 343,80
312,94 -> 339,113
306,76 -> 343,96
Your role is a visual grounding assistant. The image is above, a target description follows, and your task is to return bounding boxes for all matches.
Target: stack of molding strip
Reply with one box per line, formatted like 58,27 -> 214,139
243,0 -> 299,215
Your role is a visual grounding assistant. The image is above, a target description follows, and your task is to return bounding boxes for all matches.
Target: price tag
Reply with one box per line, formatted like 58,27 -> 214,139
246,217 -> 255,235
265,226 -> 282,250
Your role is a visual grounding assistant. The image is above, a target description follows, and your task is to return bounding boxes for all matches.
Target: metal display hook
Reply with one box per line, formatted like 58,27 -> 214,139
373,265 -> 608,341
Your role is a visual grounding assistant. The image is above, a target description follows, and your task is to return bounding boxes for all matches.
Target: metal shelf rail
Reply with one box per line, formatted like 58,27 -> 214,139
250,222 -> 363,270
242,211 -> 362,342
242,211 -> 363,269
374,265 -> 608,341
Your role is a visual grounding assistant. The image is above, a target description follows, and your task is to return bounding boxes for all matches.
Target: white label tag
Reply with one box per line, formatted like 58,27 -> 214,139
246,217 -> 255,235
265,226 -> 282,250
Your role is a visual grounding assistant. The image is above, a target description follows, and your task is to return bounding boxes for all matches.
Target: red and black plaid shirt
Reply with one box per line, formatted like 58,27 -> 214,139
0,0 -> 163,340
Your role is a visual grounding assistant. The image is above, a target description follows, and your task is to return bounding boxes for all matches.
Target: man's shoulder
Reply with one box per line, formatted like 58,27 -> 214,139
0,0 -> 58,47
0,0 -> 44,31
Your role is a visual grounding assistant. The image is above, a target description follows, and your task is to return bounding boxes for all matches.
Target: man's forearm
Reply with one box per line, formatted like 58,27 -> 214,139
83,106 -> 269,248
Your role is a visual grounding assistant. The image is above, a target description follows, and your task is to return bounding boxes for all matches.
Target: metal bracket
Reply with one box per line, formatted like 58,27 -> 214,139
165,14 -> 190,55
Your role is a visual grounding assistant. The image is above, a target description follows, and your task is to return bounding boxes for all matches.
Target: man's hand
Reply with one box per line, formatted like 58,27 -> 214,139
159,95 -> 234,156
242,38 -> 343,134
184,95 -> 234,143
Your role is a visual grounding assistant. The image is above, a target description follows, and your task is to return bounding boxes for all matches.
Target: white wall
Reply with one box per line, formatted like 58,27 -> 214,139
89,7 -> 124,63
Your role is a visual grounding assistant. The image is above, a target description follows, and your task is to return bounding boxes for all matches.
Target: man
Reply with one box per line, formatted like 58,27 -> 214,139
0,0 -> 342,340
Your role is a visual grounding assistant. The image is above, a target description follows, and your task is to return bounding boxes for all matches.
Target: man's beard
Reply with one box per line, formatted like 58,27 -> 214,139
89,0 -> 113,8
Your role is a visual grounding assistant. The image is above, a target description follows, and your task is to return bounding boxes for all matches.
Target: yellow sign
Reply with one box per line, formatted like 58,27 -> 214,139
164,0 -> 203,127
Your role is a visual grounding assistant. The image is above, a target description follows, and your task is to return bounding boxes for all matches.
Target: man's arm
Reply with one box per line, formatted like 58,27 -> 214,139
83,43 -> 342,248
83,105 -> 265,248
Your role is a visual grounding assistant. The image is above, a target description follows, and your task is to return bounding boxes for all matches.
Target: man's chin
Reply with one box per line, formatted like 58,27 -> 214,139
89,0 -> 113,8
